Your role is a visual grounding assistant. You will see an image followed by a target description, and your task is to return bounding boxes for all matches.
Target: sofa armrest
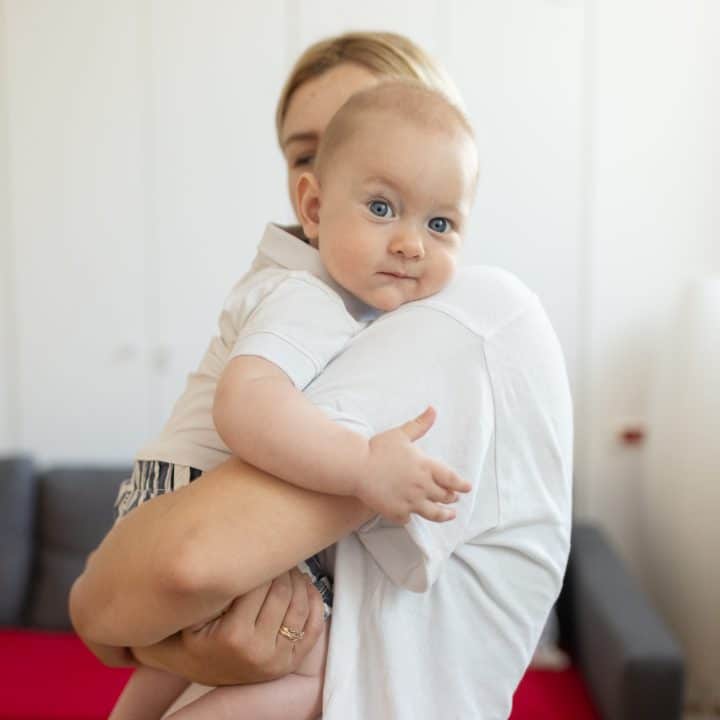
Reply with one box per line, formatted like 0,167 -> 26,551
564,524 -> 684,720
0,455 -> 37,625
26,465 -> 129,629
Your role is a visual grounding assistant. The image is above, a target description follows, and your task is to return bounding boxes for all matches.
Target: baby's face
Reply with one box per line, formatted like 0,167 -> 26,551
308,114 -> 477,312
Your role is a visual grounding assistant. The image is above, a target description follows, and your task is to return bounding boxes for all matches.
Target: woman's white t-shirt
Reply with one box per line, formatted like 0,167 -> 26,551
303,268 -> 574,719
156,225 -> 573,719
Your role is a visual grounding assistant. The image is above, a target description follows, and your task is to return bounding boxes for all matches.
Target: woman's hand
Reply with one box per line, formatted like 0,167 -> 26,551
132,568 -> 325,686
69,458 -> 371,647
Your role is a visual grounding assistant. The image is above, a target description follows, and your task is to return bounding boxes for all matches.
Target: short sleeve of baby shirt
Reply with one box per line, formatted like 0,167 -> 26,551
229,272 -> 362,390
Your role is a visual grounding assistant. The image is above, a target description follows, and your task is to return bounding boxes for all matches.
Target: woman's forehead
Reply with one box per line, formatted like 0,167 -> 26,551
281,64 -> 379,148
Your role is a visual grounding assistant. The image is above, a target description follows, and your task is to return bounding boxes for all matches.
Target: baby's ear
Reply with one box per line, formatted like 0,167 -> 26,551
296,172 -> 321,244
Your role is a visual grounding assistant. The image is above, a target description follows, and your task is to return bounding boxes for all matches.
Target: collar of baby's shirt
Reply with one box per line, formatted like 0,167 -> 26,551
260,223 -> 381,324
259,223 -> 324,275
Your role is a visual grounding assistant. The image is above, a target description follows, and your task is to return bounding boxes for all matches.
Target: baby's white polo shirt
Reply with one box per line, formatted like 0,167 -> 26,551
303,267 -> 574,720
136,224 -> 376,471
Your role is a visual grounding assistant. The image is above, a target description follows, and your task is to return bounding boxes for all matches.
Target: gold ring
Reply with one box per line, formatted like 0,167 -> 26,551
278,624 -> 305,642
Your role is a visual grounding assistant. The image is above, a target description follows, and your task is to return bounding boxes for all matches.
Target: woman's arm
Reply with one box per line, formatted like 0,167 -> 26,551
131,567 -> 326,685
69,456 -> 374,647
75,567 -> 327,686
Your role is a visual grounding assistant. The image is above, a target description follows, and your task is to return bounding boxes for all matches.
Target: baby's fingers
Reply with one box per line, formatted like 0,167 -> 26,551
415,500 -> 457,523
432,465 -> 471,493
425,483 -> 459,505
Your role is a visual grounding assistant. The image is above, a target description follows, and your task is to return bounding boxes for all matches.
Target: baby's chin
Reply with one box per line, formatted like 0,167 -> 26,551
362,289 -> 416,313
371,299 -> 403,312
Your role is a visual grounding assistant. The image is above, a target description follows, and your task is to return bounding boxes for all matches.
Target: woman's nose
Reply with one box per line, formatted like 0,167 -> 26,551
390,230 -> 425,259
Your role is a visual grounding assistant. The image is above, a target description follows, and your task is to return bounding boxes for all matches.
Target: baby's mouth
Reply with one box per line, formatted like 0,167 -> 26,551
378,271 -> 415,279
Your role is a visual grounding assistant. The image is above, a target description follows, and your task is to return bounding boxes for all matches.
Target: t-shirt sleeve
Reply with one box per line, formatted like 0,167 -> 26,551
229,273 -> 361,389
304,303 -> 500,593
354,297 -> 572,593
354,366 -> 499,593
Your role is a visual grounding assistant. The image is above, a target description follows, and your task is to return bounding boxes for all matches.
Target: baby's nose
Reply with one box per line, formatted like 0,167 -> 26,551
391,231 -> 425,258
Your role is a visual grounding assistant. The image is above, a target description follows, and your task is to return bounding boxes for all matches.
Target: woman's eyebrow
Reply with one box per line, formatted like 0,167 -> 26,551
282,131 -> 318,149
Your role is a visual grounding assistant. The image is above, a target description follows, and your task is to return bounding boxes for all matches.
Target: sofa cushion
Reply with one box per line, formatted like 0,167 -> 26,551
24,466 -> 129,629
0,456 -> 36,626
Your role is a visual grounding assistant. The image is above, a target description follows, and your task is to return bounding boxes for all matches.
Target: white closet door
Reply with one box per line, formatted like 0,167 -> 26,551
146,0 -> 287,433
0,1 -> 16,454
5,0 -> 149,463
443,0 -> 585,390
290,0 -> 444,60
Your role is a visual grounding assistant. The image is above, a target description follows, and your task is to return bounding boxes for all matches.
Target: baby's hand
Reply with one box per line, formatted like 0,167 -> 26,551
357,407 -> 472,525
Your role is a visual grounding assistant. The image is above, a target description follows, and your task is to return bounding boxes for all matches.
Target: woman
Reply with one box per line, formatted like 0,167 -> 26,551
70,32 -> 573,719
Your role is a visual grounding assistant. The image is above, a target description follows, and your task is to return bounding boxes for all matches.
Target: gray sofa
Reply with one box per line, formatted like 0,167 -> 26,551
0,454 -> 685,719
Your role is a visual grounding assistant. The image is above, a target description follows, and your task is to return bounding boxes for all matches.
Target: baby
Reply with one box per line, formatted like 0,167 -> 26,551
109,81 -> 480,720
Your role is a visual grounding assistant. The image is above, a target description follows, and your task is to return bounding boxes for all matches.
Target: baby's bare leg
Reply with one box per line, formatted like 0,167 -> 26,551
109,665 -> 190,720
164,620 -> 328,720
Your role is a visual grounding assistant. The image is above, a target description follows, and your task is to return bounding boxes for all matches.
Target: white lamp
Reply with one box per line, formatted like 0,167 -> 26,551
643,276 -> 720,712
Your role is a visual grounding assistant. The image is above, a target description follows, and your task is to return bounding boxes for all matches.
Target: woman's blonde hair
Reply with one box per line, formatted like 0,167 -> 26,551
275,31 -> 463,145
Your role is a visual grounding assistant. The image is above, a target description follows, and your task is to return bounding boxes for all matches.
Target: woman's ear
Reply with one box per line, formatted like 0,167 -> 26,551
296,172 -> 321,244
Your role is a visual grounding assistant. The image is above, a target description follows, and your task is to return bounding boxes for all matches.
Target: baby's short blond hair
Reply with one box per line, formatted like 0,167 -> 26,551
314,80 -> 477,184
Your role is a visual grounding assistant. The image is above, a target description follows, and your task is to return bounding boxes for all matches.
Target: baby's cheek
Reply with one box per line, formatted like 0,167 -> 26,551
436,255 -> 457,288
370,286 -> 404,312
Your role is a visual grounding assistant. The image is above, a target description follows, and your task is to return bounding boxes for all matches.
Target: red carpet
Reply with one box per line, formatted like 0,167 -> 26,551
0,629 -> 598,719
0,629 -> 132,720
511,666 -> 600,720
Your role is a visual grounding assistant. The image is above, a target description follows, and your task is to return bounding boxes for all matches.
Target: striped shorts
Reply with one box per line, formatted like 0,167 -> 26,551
114,459 -> 333,618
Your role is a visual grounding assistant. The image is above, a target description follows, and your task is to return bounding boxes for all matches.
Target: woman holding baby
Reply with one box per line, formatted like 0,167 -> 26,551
70,31 -> 572,720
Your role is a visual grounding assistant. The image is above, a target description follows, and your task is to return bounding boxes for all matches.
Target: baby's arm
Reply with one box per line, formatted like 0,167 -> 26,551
108,665 -> 189,720
214,356 -> 470,523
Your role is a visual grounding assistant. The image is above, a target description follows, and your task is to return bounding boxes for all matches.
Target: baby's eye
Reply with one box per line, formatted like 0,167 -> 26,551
293,155 -> 314,168
368,200 -> 394,218
428,217 -> 451,233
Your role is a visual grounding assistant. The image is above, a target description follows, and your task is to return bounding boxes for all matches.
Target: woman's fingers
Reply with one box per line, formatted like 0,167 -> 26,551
254,571 -> 294,638
224,579 -> 273,626
253,568 -> 325,674
172,570 -> 326,685
278,569 -> 311,642
292,579 -> 325,655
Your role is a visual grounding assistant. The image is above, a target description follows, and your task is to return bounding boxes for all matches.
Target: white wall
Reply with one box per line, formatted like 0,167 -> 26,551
144,0 -> 289,430
1,0 -> 586,465
2,0 -> 291,461
1,0 -> 718,591
580,0 -> 720,568
4,0 -> 151,463
0,0 -> 18,455
580,3 -> 720,706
